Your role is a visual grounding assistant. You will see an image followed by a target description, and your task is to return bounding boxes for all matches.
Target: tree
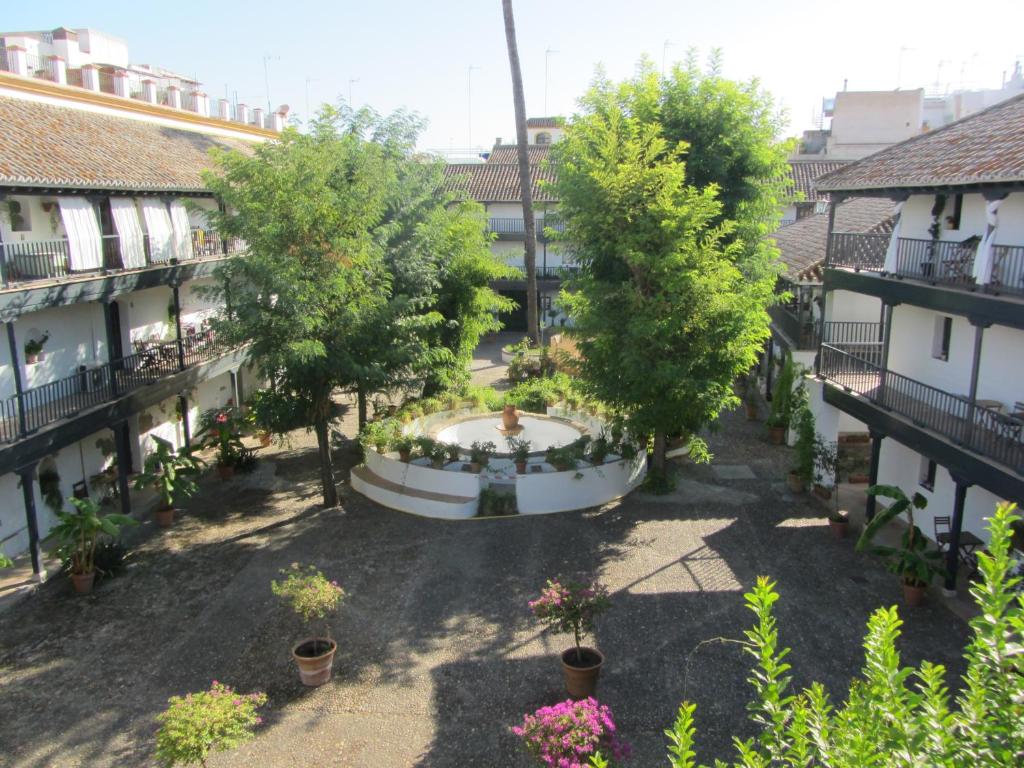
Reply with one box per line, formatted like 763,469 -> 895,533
502,0 -> 540,344
551,90 -> 776,476
203,107 -> 395,507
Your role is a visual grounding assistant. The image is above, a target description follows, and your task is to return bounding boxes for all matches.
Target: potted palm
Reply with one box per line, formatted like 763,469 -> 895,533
444,442 -> 461,464
133,436 -> 204,527
766,352 -> 796,445
529,578 -> 611,699
589,435 -> 610,466
857,485 -> 944,606
51,496 -> 137,595
508,437 -> 532,474
200,409 -> 246,480
271,563 -> 345,686
788,405 -> 815,493
392,434 -> 415,463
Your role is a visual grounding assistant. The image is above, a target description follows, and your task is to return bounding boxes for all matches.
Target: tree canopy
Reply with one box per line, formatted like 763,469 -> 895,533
551,59 -> 786,476
202,105 -> 510,505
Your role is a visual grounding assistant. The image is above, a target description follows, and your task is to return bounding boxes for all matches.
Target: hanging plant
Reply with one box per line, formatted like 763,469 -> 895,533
38,461 -> 63,514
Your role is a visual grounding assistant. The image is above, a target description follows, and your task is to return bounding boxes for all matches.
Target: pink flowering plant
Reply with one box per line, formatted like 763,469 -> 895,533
529,579 -> 611,664
271,562 -> 345,638
513,697 -> 630,767
155,681 -> 267,767
199,408 -> 245,468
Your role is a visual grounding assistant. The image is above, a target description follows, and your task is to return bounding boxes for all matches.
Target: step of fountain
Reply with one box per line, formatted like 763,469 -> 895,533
350,465 -> 479,519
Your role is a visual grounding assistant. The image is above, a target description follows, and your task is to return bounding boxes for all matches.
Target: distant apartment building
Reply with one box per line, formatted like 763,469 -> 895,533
443,118 -> 569,332
800,63 -> 1024,160
0,26 -> 288,129
0,33 -> 271,575
808,93 -> 1024,591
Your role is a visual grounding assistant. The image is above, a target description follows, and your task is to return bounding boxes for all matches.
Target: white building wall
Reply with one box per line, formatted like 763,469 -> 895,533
122,285 -> 174,343
877,437 -> 1008,545
887,305 -> 974,396
11,303 -> 107,395
825,289 -> 882,323
976,324 -> 1024,410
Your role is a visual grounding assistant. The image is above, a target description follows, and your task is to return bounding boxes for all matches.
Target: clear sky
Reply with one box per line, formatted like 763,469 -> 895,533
5,1 -> 1024,150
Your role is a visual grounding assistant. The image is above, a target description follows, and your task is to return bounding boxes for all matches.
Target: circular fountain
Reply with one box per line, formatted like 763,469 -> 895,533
434,413 -> 584,455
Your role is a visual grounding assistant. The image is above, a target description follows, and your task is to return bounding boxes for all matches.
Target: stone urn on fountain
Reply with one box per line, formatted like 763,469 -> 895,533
501,402 -> 523,435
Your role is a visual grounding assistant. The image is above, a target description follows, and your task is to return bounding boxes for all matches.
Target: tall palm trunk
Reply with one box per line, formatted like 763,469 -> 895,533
502,0 -> 539,345
313,396 -> 338,508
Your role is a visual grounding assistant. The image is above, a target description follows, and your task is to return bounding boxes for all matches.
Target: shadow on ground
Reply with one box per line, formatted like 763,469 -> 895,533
0,406 -> 971,768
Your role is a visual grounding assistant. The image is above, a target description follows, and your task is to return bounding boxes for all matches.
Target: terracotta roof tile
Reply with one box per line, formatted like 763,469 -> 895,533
485,144 -> 551,164
785,159 -> 850,202
525,117 -> 563,128
0,95 -> 255,192
816,93 -> 1024,192
773,198 -> 894,281
442,162 -> 557,203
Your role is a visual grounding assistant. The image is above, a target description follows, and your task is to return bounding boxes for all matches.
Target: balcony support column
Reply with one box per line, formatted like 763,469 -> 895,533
943,477 -> 971,592
112,421 -> 133,519
765,336 -> 774,401
102,300 -> 122,398
816,195 -> 843,375
172,284 -> 185,371
6,321 -> 27,437
17,462 -> 44,580
878,301 -> 896,407
963,320 -> 988,448
865,430 -> 884,521
178,393 -> 191,448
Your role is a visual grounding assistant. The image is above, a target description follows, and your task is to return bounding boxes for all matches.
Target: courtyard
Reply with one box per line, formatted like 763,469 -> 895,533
0,336 -> 971,767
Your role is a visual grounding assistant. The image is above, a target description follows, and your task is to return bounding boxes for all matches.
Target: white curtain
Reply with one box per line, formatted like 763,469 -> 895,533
169,200 -> 194,261
109,198 -> 147,269
58,197 -> 103,271
971,198 -> 1003,285
141,199 -> 174,263
882,200 -> 905,273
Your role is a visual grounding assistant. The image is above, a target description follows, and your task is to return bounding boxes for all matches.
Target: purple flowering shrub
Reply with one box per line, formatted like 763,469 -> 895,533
513,697 -> 630,767
155,681 -> 267,766
529,579 -> 611,662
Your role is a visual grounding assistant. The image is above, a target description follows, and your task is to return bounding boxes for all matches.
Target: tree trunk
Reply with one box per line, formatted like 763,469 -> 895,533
314,408 -> 338,508
502,0 -> 539,345
357,387 -> 368,431
652,430 -> 667,474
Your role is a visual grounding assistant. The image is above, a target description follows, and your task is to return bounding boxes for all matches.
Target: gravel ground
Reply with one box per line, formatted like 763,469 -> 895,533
0,346 -> 972,767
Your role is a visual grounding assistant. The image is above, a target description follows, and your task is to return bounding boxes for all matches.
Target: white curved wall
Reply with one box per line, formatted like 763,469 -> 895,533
364,449 -> 482,498
515,453 -> 646,515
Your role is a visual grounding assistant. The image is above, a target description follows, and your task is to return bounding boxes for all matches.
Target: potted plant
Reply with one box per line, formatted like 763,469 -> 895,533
414,435 -> 438,463
444,441 -> 461,464
271,563 -> 345,686
133,436 -> 205,527
788,405 -> 815,493
200,409 -> 246,480
857,485 -> 944,607
51,496 -> 137,595
428,443 -> 448,469
359,418 -> 396,455
589,435 -> 610,466
392,434 -> 415,463
529,578 -> 611,698
513,698 -> 630,767
508,437 -> 532,474
743,372 -> 760,421
469,440 -> 495,473
766,352 -> 796,445
545,445 -> 577,472
23,331 -> 49,364
155,681 -> 267,767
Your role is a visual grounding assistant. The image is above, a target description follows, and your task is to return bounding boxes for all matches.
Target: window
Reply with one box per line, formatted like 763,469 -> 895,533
7,200 -> 30,232
918,457 -> 936,491
535,132 -> 552,145
932,316 -> 953,361
944,193 -> 963,231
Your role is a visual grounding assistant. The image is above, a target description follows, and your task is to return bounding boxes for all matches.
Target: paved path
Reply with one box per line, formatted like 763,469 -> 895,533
0,404 -> 971,767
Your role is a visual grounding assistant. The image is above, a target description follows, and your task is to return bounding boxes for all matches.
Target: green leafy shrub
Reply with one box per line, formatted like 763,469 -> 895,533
637,503 -> 1024,768
134,437 -> 205,511
859,484 -> 944,588
51,497 -> 137,576
155,681 -> 267,767
477,487 -> 518,517
359,418 -> 399,454
271,563 -> 345,625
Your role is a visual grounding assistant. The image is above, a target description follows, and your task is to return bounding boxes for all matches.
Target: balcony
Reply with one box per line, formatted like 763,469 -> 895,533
487,218 -> 565,242
505,264 -> 580,280
828,233 -> 1024,298
819,344 -> 1024,476
0,229 -> 245,290
0,331 -> 231,445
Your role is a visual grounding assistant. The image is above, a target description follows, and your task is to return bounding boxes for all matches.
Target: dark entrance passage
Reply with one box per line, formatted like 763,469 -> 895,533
498,289 -> 527,332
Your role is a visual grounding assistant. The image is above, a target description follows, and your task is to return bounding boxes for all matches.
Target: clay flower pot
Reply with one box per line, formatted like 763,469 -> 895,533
515,460 -> 527,474
813,484 -> 833,500
502,404 -> 519,430
71,570 -> 96,595
744,403 -> 758,421
469,461 -> 482,473
786,471 -> 804,493
217,463 -> 235,481
292,638 -> 338,687
154,505 -> 176,527
768,425 -> 785,445
902,581 -> 927,607
561,646 -> 604,699
398,450 -> 411,463
829,515 -> 849,539
259,432 -> 272,448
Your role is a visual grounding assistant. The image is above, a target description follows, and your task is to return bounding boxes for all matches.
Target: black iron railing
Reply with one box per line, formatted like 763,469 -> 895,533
0,332 -> 237,445
893,237 -> 976,287
1,228 -> 244,289
821,321 -> 884,367
989,245 -> 1024,297
507,264 -> 579,280
819,345 -> 1024,475
487,218 -> 565,241
828,232 -> 888,271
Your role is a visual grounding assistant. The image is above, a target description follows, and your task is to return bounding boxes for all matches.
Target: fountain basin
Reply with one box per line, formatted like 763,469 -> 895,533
432,413 -> 585,455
